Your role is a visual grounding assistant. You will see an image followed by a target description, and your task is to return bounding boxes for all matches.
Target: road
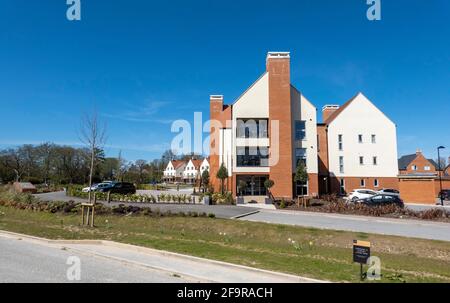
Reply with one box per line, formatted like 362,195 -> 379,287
0,232 -> 318,283
35,192 -> 450,241
240,209 -> 450,242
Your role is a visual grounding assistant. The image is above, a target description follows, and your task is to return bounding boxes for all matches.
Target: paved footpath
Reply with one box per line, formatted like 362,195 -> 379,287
35,191 -> 259,219
0,231 -> 320,283
240,209 -> 450,242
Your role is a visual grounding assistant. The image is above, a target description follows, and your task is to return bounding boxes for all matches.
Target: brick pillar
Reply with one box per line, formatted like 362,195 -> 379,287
267,52 -> 293,199
209,95 -> 224,193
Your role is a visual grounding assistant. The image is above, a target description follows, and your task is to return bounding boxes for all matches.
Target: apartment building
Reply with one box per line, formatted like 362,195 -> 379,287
209,52 -> 318,200
317,93 -> 399,195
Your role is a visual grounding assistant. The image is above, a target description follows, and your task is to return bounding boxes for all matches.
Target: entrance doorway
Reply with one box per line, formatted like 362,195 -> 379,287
236,175 -> 268,196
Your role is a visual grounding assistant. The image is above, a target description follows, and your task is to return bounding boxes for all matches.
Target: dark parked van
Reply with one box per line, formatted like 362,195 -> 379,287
98,182 -> 136,195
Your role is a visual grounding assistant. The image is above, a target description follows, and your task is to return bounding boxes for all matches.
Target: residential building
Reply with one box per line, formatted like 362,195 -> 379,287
183,159 -> 203,184
398,150 -> 438,175
316,93 -> 399,195
209,52 -> 318,200
199,157 -> 210,176
163,158 -> 210,184
163,160 -> 186,183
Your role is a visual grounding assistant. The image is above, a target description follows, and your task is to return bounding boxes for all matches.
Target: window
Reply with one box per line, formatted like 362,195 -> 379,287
358,134 -> 363,143
424,166 -> 431,171
338,135 -> 343,151
236,147 -> 269,167
340,179 -> 346,195
412,165 -> 417,171
360,179 -> 366,187
371,134 -> 376,143
236,119 -> 268,139
339,156 -> 344,173
296,181 -> 308,196
295,148 -> 307,166
373,156 -> 378,165
359,156 -> 364,165
374,179 -> 379,187
295,121 -> 306,140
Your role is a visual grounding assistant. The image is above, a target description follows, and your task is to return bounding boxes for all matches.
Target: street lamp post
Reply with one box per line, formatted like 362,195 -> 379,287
437,146 -> 445,206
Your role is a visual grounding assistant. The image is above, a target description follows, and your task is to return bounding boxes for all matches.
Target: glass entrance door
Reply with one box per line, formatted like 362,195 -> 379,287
236,175 -> 268,196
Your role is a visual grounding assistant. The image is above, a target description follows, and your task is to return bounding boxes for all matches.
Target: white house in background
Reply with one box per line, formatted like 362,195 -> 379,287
163,158 -> 210,184
183,159 -> 203,184
200,158 -> 210,176
318,92 -> 399,195
163,160 -> 186,182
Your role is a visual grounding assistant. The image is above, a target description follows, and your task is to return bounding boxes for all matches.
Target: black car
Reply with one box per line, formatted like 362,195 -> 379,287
439,189 -> 450,201
98,182 -> 136,195
358,194 -> 404,208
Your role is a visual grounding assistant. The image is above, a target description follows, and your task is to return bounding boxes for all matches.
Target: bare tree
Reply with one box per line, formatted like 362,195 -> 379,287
80,111 -> 107,203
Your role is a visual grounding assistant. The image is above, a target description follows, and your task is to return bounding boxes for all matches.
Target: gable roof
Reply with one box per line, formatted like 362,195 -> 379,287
190,159 -> 203,170
398,154 -> 418,170
171,160 -> 186,170
323,93 -> 359,124
398,154 -> 438,170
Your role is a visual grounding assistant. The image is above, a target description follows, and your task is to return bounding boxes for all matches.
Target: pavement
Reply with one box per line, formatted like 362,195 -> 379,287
240,209 -> 450,242
34,191 -> 259,219
0,231 -> 321,283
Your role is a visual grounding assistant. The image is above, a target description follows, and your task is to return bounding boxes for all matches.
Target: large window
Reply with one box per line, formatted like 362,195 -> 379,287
295,148 -> 307,166
236,147 -> 269,167
295,121 -> 306,140
236,119 -> 268,139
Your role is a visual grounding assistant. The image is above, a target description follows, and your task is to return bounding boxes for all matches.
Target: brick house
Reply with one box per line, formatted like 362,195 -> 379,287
398,150 -> 438,175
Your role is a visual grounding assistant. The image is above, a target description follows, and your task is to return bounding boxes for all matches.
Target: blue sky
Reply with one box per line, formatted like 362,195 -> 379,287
0,0 -> 449,162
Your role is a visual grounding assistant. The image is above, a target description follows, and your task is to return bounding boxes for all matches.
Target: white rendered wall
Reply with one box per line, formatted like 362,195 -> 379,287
327,93 -> 398,178
291,87 -> 319,174
232,72 -> 270,173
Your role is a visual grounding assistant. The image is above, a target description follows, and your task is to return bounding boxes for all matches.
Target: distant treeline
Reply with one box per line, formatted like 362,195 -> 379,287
0,143 -> 177,185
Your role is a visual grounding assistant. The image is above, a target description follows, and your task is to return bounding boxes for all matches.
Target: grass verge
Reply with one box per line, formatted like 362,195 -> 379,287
1,206 -> 450,283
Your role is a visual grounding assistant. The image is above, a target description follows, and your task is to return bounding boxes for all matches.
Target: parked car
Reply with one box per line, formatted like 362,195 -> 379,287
439,189 -> 450,201
357,194 -> 404,208
82,183 -> 99,193
82,182 -> 113,193
377,188 -> 400,196
346,189 -> 378,202
97,182 -> 136,195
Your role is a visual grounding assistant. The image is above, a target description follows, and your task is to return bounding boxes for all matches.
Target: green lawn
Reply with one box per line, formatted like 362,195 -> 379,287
1,205 -> 450,283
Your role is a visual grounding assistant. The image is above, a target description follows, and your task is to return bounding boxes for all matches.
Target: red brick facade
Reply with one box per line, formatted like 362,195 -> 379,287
267,54 -> 294,199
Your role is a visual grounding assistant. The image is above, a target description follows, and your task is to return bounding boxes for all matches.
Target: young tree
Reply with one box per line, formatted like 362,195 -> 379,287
201,170 -> 210,193
216,163 -> 228,194
238,180 -> 247,197
80,111 -> 107,203
294,162 -> 309,197
264,179 -> 275,196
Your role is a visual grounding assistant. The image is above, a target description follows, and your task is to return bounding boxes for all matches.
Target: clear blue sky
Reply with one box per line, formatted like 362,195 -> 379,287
0,0 -> 449,162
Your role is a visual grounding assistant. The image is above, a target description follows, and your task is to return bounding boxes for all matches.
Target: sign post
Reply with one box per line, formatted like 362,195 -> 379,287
353,240 -> 371,281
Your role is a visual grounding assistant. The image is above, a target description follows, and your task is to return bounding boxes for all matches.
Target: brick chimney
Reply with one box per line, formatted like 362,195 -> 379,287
266,52 -> 293,199
322,105 -> 340,123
